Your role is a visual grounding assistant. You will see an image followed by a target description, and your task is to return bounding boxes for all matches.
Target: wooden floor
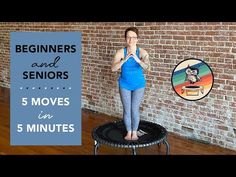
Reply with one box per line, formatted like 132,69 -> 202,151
1,87 -> 236,155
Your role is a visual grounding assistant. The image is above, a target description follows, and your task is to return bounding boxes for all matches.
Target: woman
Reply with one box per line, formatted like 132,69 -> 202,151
111,27 -> 150,140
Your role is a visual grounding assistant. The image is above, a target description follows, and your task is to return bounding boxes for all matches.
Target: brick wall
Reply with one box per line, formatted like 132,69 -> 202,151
0,22 -> 236,151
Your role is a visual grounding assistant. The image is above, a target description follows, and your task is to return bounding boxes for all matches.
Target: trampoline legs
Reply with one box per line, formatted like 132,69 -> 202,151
94,140 -> 99,155
132,147 -> 137,155
163,138 -> 170,155
157,143 -> 161,155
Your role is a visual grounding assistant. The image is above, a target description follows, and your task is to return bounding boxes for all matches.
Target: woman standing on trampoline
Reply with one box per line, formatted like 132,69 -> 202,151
111,27 -> 150,141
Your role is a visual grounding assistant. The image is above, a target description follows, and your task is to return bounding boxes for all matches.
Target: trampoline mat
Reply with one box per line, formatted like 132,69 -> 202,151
92,120 -> 167,148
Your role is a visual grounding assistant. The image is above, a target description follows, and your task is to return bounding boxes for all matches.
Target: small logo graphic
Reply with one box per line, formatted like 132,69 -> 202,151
171,58 -> 214,101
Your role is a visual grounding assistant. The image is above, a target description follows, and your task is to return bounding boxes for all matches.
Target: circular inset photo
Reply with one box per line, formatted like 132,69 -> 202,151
171,58 -> 214,101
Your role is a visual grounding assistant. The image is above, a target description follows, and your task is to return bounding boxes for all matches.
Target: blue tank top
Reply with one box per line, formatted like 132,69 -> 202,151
118,47 -> 146,90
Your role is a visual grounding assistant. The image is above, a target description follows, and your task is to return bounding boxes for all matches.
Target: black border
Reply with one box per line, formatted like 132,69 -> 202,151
1,1 -> 236,22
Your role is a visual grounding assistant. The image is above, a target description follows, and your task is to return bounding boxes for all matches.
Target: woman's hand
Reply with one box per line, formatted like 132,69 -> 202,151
122,53 -> 134,64
127,47 -> 136,56
124,53 -> 133,61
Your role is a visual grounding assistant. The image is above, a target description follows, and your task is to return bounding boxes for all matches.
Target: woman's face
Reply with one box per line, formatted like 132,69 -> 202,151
125,31 -> 138,47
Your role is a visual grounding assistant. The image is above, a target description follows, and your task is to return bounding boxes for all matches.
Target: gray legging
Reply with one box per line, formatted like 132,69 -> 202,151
119,87 -> 145,131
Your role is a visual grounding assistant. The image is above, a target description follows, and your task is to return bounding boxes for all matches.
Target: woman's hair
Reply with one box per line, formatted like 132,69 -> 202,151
125,27 -> 139,38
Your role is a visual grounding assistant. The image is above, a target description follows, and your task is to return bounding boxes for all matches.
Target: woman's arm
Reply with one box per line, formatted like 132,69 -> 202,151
111,49 -> 131,72
139,49 -> 151,71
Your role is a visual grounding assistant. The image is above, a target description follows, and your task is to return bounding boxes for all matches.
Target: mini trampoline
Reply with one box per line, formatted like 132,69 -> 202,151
181,85 -> 204,96
92,120 -> 170,155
